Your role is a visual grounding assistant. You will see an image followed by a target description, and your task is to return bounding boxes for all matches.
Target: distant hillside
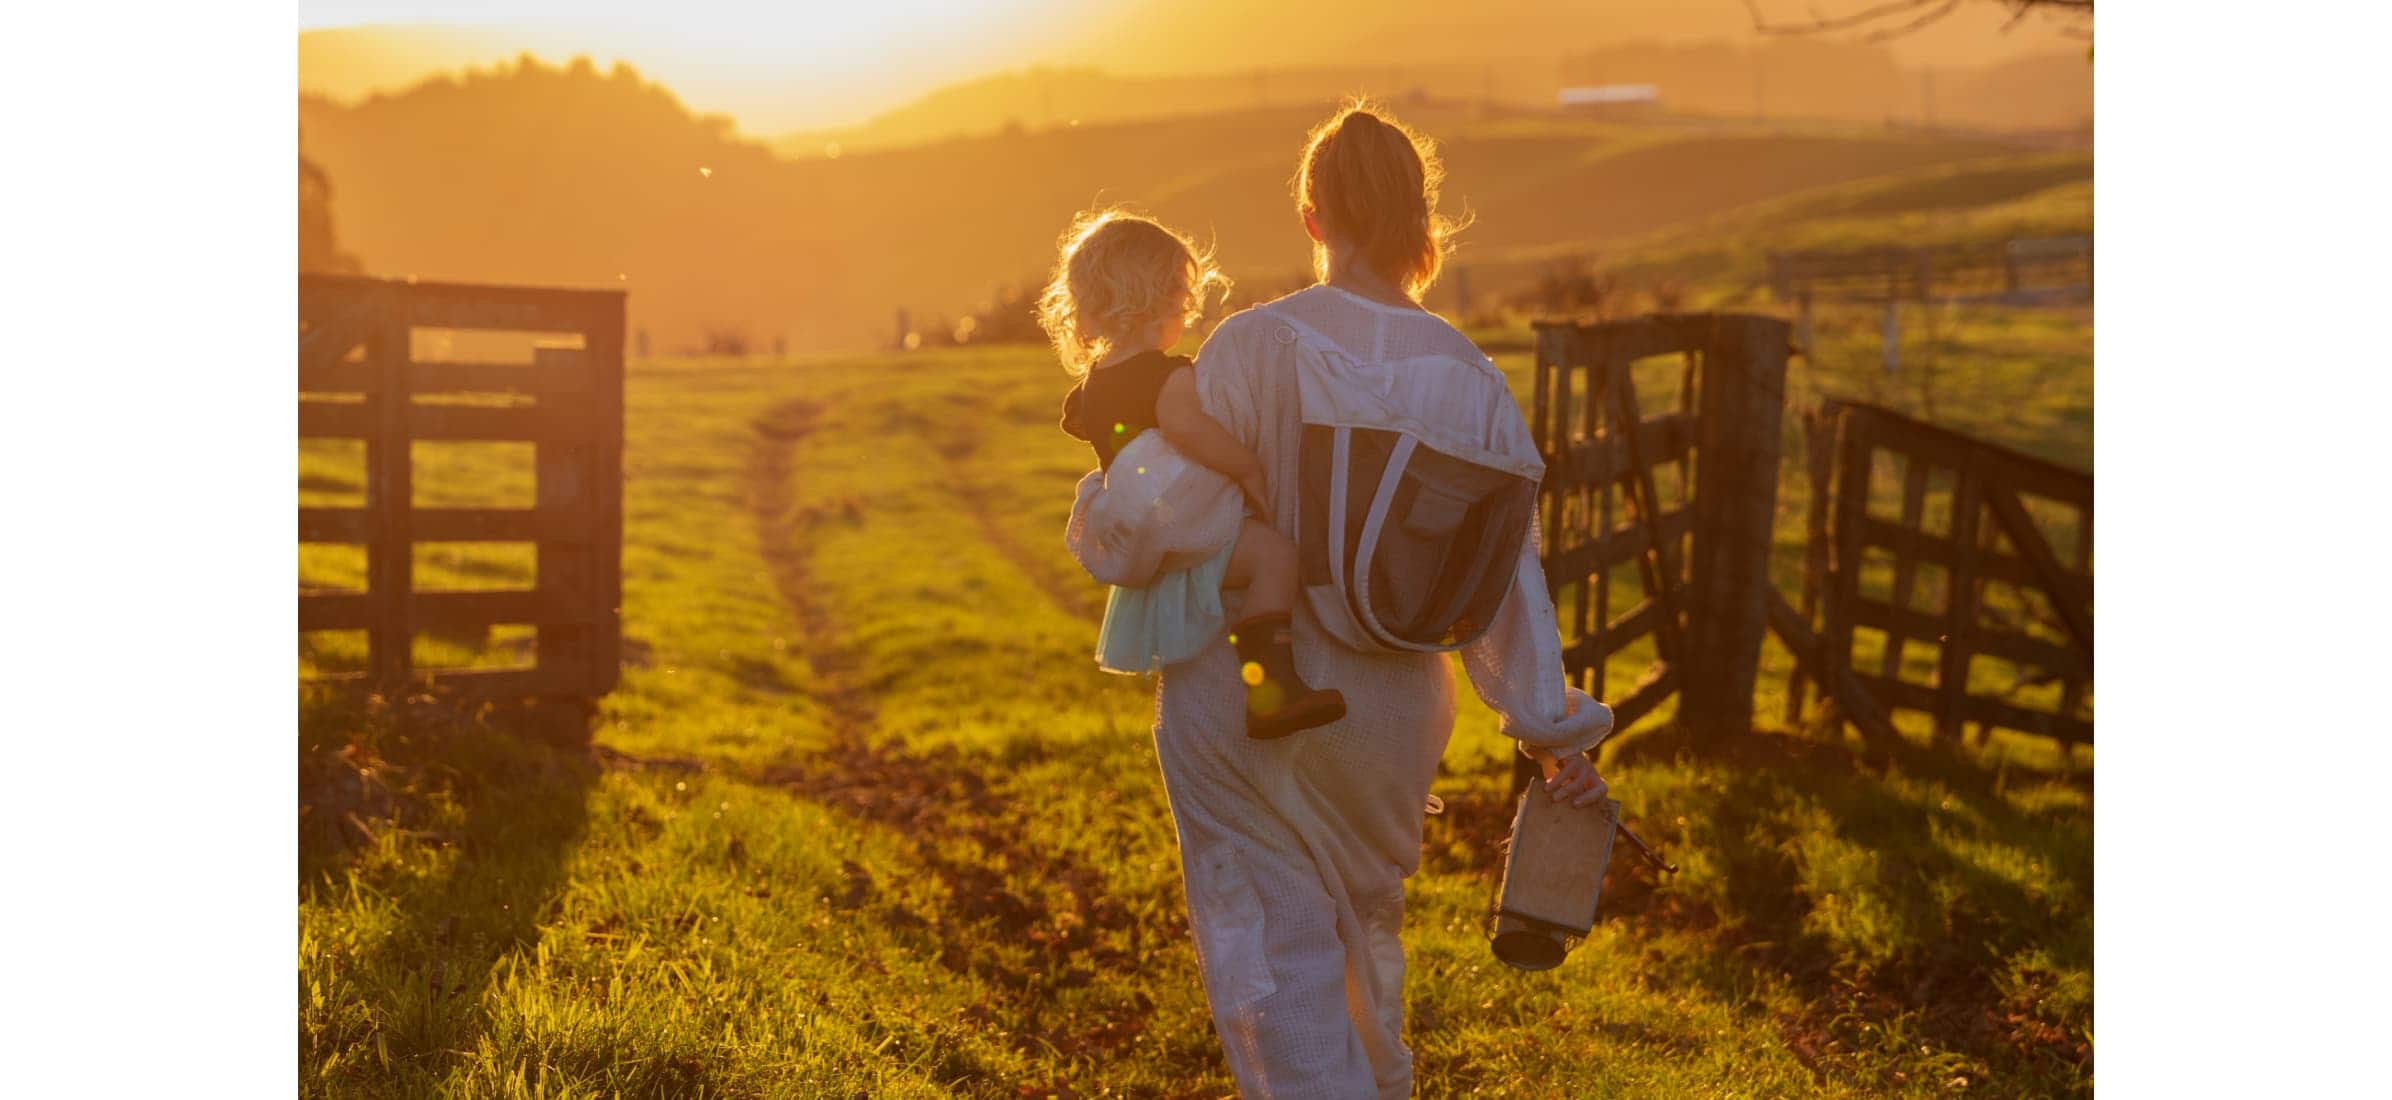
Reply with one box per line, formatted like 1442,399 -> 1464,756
301,57 -> 2063,353
1051,0 -> 2090,80
775,41 -> 2090,159
1561,39 -> 2091,133
768,64 -> 1528,159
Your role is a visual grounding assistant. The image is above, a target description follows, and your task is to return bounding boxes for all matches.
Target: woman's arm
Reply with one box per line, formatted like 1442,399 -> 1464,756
1458,510 -> 1616,767
1155,366 -> 1268,506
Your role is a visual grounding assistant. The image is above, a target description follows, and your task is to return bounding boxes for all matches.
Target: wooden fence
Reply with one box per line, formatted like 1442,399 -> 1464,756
1769,237 -> 2093,371
1768,236 -> 2093,308
298,275 -> 626,708
1529,314 -> 1791,752
1776,399 -> 2092,746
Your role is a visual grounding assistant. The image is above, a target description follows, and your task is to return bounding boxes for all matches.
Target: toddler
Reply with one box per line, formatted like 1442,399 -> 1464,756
1040,209 -> 1344,739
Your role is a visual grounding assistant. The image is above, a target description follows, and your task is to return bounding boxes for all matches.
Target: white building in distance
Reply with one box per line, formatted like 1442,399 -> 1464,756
1557,83 -> 1660,116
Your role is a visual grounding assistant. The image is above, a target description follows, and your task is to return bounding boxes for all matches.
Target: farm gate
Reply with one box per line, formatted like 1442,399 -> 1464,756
1528,319 -> 2092,776
1528,314 -> 1790,762
299,274 -> 626,714
1778,399 -> 2093,746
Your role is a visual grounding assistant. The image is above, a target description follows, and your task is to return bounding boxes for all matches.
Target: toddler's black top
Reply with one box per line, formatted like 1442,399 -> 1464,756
1058,350 -> 1192,472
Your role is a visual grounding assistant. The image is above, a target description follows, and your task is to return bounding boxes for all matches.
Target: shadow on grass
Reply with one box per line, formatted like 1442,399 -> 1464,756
300,690 -> 599,1093
1598,720 -> 2093,1093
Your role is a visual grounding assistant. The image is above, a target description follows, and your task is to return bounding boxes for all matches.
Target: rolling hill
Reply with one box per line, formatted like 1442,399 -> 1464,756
773,41 -> 2090,161
299,56 -> 2079,353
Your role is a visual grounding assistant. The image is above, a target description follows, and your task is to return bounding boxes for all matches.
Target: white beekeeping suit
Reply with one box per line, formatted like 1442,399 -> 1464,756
1073,285 -> 1610,1098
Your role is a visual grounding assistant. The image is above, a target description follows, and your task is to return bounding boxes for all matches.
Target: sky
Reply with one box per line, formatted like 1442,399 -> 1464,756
298,0 -> 1114,131
298,0 -> 2089,135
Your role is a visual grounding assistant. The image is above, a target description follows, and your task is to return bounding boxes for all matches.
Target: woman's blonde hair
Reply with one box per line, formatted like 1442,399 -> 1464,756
1035,208 -> 1230,376
1294,100 -> 1464,300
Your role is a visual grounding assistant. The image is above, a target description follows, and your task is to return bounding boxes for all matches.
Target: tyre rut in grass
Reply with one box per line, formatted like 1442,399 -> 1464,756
915,401 -> 1102,621
741,397 -> 1167,1063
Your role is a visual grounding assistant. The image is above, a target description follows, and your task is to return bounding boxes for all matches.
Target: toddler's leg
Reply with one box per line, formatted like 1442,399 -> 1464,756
1221,519 -> 1342,740
1223,519 -> 1298,617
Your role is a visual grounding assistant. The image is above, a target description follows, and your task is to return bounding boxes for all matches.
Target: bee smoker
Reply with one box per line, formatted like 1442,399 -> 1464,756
1491,789 -> 1678,971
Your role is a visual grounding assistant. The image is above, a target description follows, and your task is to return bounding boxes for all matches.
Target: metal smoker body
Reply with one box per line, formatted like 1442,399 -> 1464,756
1491,786 -> 1677,970
1492,791 -> 1621,971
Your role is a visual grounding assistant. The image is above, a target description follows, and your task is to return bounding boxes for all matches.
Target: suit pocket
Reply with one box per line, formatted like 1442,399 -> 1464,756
1186,846 -> 1276,1012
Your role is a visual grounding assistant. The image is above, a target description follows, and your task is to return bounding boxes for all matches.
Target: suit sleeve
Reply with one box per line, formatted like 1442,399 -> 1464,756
1192,312 -> 1266,452
1457,510 -> 1615,759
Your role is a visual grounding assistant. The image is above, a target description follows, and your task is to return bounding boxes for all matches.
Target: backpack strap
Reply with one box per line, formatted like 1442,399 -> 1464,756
1348,433 -> 1420,650
1325,426 -> 1352,596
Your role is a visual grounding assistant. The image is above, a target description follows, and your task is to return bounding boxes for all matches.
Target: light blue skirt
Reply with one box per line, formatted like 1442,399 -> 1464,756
1094,539 -> 1237,674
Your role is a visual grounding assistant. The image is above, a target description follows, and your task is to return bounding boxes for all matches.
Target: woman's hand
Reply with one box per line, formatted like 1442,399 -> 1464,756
1526,745 -> 1608,807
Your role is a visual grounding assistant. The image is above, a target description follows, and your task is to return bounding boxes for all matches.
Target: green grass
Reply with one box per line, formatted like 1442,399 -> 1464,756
1607,151 -> 2094,276
302,320 -> 2092,1095
1452,149 -> 2092,309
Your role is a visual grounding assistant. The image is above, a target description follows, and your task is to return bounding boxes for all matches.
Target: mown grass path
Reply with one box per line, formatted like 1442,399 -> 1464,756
302,343 -> 2091,1098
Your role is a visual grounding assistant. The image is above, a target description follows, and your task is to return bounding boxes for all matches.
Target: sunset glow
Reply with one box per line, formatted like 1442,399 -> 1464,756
299,0 -> 2086,136
299,1 -> 1104,132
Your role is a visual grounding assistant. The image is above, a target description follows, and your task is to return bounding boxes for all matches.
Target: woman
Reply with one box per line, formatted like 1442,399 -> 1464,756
1077,103 -> 1613,1097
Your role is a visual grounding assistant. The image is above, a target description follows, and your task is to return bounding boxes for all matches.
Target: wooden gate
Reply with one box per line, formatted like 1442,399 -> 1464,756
1779,399 -> 2092,746
1530,314 -> 1790,747
298,275 -> 625,705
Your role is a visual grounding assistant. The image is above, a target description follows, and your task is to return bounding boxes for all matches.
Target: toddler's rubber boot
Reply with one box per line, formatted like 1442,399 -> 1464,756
1231,611 -> 1346,740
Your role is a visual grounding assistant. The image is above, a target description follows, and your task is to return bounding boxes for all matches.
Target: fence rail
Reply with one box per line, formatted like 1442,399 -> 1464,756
1768,236 -> 2093,307
298,274 -> 625,707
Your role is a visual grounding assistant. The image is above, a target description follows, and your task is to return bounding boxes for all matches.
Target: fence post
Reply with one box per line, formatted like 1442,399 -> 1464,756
535,344 -> 591,705
1787,403 -> 1835,726
1679,315 -> 1790,743
1881,299 -> 1901,375
587,300 -> 627,701
367,283 -> 411,688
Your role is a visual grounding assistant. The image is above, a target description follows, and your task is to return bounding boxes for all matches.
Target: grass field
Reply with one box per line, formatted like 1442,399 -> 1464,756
1590,152 -> 2092,293
300,301 -> 2092,1096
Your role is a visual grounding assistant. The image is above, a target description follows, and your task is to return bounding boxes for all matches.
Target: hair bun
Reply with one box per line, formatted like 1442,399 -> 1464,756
1295,102 -> 1460,301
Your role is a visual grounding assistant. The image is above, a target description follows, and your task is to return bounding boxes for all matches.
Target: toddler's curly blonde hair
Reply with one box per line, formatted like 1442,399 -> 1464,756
1036,208 -> 1230,376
